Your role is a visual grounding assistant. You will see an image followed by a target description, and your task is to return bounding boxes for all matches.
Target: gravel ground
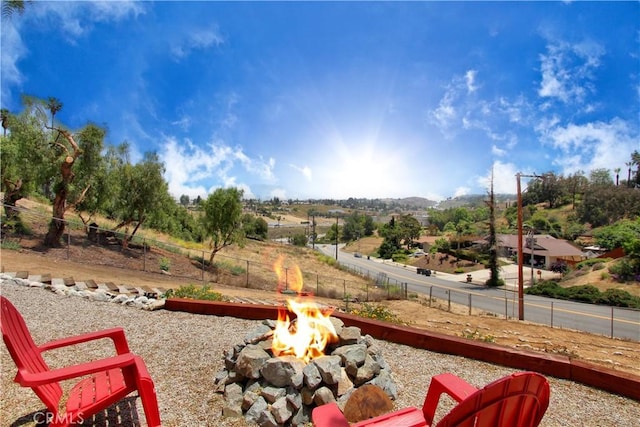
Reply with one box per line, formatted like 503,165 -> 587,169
1,282 -> 639,427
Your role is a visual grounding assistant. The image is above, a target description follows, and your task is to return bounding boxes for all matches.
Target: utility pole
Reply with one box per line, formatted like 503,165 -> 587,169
516,172 -> 543,321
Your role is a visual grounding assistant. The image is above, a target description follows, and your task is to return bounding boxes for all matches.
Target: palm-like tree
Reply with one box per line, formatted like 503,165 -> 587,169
1,0 -> 28,19
626,161 -> 633,187
46,97 -> 63,129
614,167 -> 621,186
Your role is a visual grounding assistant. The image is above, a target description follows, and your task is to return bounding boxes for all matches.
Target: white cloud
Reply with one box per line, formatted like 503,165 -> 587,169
170,28 -> 224,60
465,70 -> 478,94
537,39 -> 604,104
270,188 -> 287,200
540,118 -> 638,174
159,136 -> 276,199
477,161 -> 534,194
0,21 -> 27,107
289,164 -> 312,181
453,187 -> 470,198
491,145 -> 507,157
30,1 -> 145,38
171,115 -> 192,131
1,1 -> 144,107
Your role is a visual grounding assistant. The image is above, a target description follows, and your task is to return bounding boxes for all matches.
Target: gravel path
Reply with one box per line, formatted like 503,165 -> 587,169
1,282 -> 638,426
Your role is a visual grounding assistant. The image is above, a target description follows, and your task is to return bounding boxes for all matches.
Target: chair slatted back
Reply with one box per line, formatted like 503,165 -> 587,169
1,296 -> 63,412
436,372 -> 550,427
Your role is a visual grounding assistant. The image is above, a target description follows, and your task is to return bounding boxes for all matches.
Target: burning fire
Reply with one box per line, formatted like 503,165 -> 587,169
271,256 -> 338,363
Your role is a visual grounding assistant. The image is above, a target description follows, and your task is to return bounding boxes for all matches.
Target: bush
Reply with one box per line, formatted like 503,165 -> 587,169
596,289 -> 640,308
391,253 -> 409,263
576,258 -> 612,270
565,285 -> 601,303
349,303 -> 403,324
608,259 -> 636,282
525,280 -> 567,298
159,257 -> 171,272
164,284 -> 227,301
0,239 -> 21,250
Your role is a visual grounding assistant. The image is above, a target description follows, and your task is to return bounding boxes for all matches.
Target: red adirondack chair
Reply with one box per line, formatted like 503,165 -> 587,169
312,371 -> 550,427
1,296 -> 162,427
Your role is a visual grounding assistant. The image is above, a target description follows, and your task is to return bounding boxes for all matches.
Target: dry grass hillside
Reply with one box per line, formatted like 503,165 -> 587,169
1,198 -> 640,378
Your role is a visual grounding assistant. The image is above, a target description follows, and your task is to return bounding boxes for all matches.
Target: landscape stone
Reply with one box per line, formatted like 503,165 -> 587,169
343,384 -> 394,423
236,344 -> 271,379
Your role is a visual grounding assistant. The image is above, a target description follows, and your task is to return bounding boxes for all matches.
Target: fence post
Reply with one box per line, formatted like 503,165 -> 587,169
143,238 -> 146,272
504,297 -> 508,319
610,306 -> 614,338
316,274 -> 319,295
285,267 -> 289,291
246,260 -> 250,287
551,302 -> 554,327
201,251 -> 205,284
468,294 -> 472,315
343,280 -> 346,301
429,287 -> 433,307
67,233 -> 71,260
447,290 -> 451,312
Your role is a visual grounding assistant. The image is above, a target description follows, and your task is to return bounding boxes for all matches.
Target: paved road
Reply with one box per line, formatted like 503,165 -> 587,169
314,244 -> 640,341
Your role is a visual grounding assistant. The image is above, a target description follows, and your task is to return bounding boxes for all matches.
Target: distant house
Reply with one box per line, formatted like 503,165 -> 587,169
478,234 -> 585,269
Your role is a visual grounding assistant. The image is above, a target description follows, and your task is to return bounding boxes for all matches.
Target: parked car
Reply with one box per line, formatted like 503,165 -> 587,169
354,252 -> 362,258
416,268 -> 432,276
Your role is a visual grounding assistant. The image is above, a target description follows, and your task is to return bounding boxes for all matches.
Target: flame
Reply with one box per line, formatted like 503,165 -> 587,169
271,256 -> 337,363
274,255 -> 304,293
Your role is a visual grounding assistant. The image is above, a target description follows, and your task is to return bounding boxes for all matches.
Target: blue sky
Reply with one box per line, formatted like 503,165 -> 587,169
2,1 -> 639,201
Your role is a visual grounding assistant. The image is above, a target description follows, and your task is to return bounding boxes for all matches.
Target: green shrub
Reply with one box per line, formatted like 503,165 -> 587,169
164,284 -> 227,301
349,303 -> 403,324
391,253 -> 409,263
576,258 -> 612,270
0,240 -> 21,250
565,285 -> 601,303
215,260 -> 246,276
453,267 -> 464,274
592,262 -> 606,271
461,328 -> 495,343
596,289 -> 640,308
608,259 -> 636,282
525,280 -> 567,298
159,257 -> 171,272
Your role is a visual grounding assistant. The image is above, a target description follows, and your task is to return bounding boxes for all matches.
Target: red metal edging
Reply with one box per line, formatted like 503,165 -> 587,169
165,298 -> 640,402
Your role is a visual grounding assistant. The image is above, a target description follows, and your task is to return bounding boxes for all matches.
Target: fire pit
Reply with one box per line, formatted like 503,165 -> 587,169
214,256 -> 398,426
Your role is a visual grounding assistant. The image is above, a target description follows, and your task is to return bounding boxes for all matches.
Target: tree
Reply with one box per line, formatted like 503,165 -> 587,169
1,0 -> 30,19
589,168 -> 613,187
201,187 -> 244,263
0,108 -> 8,137
397,214 -> 422,249
46,97 -> 63,129
593,218 -> 640,251
179,194 -> 190,207
43,126 -> 87,247
111,152 -> 168,246
68,124 -> 108,227
614,167 -> 621,186
342,211 -> 364,242
0,107 -> 48,223
485,169 -> 501,287
363,215 -> 375,236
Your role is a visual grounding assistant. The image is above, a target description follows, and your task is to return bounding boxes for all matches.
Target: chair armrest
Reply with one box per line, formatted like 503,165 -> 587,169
16,353 -> 136,386
38,327 -> 131,355
422,373 -> 478,425
312,402 -> 350,427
